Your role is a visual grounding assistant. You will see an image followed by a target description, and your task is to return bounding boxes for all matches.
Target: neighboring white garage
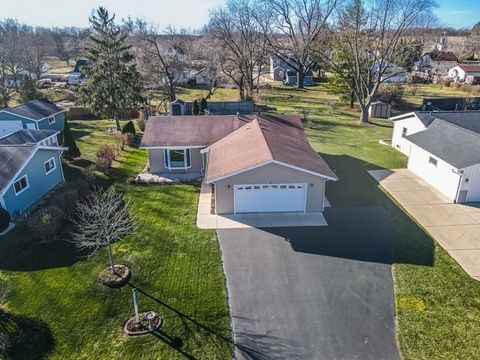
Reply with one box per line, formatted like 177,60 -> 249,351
0,121 -> 22,137
234,183 -> 306,213
394,111 -> 480,203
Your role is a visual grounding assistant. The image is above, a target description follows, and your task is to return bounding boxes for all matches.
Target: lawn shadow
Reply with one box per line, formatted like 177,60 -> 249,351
0,310 -> 54,360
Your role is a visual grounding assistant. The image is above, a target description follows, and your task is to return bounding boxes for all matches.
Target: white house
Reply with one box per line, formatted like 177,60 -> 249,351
448,64 -> 480,83
414,51 -> 458,79
391,111 -> 480,203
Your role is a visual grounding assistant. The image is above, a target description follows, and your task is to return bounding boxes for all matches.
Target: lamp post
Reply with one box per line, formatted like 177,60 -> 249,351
132,288 -> 139,323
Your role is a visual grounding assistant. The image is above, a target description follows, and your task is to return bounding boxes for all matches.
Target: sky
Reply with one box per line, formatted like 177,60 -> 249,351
0,0 -> 478,30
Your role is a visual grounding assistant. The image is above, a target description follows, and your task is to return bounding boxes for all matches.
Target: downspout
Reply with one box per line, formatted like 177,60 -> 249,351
452,168 -> 464,203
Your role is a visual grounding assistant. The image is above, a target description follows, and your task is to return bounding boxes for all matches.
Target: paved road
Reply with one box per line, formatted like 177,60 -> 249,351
217,207 -> 400,360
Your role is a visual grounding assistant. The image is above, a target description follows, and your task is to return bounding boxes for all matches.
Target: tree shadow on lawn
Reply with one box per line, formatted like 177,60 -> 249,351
265,154 -> 434,267
128,282 -> 281,360
0,310 -> 54,360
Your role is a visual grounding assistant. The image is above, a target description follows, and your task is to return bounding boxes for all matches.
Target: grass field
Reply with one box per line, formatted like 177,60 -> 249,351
1,81 -> 480,359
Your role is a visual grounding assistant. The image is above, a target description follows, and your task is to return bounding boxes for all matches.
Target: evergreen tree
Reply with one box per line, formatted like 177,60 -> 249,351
192,99 -> 200,115
77,7 -> 143,130
122,120 -> 135,135
19,77 -> 41,103
62,118 -> 81,160
200,98 -> 208,113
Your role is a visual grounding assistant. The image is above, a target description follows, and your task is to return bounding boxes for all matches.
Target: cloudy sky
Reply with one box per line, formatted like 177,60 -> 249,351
1,0 -> 478,30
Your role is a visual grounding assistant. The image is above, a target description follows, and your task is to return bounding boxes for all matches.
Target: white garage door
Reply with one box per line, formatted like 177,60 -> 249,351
0,121 -> 22,137
234,183 -> 306,213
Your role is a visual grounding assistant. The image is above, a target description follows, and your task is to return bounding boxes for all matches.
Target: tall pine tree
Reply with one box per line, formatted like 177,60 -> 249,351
77,7 -> 143,130
19,77 -> 41,103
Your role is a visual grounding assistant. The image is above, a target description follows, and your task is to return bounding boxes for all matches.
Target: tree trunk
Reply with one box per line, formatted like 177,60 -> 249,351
108,244 -> 116,274
359,106 -> 369,124
114,114 -> 121,131
297,68 -> 305,89
350,91 -> 355,109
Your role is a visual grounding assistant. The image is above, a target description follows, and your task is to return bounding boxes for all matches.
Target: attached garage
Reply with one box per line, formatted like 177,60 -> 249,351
0,121 -> 22,137
234,183 -> 306,213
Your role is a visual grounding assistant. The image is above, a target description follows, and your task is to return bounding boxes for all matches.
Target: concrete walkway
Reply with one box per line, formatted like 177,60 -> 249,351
196,182 -> 329,229
369,169 -> 480,280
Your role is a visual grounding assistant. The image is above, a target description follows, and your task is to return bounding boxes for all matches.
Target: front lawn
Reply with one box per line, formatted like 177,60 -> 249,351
0,120 -> 232,359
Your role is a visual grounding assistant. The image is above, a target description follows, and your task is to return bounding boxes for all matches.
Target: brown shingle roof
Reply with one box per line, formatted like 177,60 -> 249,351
457,64 -> 480,72
204,118 -> 337,182
428,51 -> 458,62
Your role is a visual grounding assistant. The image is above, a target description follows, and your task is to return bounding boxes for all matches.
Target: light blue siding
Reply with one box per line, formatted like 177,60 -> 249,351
0,111 -> 64,131
1,149 -> 64,215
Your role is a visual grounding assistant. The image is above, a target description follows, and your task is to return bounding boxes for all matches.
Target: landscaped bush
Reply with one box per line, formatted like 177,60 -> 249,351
115,133 -> 128,151
96,143 -> 116,173
137,118 -> 146,132
0,208 -> 10,232
122,120 -> 136,135
26,206 -> 65,243
126,133 -> 134,147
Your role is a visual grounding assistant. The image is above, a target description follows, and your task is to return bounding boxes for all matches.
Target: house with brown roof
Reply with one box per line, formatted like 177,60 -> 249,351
448,64 -> 480,83
414,51 -> 458,80
140,114 -> 337,214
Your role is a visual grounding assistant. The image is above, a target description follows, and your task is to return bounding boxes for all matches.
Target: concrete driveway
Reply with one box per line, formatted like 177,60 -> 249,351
370,169 -> 480,280
217,207 -> 400,360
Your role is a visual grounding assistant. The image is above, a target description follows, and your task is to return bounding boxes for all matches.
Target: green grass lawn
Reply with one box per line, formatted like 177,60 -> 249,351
2,82 -> 480,359
0,120 -> 232,359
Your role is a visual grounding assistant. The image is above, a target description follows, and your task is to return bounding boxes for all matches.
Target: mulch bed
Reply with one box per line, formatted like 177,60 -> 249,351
124,312 -> 163,336
99,265 -> 131,287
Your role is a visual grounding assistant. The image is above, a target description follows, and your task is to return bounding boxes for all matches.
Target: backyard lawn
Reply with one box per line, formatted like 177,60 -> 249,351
1,82 -> 480,359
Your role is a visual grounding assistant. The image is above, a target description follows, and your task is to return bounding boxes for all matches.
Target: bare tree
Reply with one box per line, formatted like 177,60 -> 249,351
329,0 -> 435,123
259,0 -> 337,88
70,187 -> 134,274
20,27 -> 52,80
137,23 -> 193,102
209,0 -> 269,100
50,27 -> 89,64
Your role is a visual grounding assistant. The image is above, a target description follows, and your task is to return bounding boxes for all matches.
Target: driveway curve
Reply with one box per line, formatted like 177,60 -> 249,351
217,206 -> 400,360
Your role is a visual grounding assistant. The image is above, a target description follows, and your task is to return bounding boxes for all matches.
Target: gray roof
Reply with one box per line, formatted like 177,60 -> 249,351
0,145 -> 35,192
2,99 -> 63,121
414,111 -> 480,133
0,129 -> 58,145
406,119 -> 480,168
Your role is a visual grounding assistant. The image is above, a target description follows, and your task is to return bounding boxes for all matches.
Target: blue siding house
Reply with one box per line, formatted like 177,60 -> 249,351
0,99 -> 65,138
0,129 -> 67,216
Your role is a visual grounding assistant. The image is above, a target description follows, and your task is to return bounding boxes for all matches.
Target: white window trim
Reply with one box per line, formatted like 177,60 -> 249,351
14,175 -> 29,196
164,148 -> 192,170
48,116 -> 55,125
44,157 -> 56,175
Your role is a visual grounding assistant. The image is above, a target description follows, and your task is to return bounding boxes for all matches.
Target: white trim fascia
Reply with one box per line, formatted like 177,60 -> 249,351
164,148 -> 192,171
389,112 -> 417,121
0,195 -> 6,209
141,145 -> 206,150
13,175 -> 30,196
206,160 -> 338,184
0,109 -> 64,123
0,146 -> 68,195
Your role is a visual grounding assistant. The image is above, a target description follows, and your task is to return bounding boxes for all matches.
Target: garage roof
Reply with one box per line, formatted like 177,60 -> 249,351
1,99 -> 63,121
204,118 -> 337,182
0,129 -> 58,145
406,119 -> 480,169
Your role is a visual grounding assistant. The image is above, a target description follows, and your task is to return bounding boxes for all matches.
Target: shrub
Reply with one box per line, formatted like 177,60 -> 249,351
126,133 -> 135,147
96,156 -> 112,174
26,206 -> 65,242
115,133 -> 128,151
97,143 -> 116,162
377,84 -> 404,106
137,118 -> 146,132
192,99 -> 200,115
0,208 -> 10,232
122,120 -> 136,135
62,119 -> 81,161
200,98 -> 208,113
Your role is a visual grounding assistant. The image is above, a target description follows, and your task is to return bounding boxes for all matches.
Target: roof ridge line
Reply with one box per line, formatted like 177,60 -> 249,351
433,118 -> 480,137
255,118 -> 274,160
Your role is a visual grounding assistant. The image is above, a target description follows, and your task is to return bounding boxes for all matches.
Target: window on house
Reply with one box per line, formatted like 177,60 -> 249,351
48,116 -> 55,124
402,127 -> 407,136
14,176 -> 29,195
164,148 -> 191,169
44,157 -> 56,174
429,156 -> 438,167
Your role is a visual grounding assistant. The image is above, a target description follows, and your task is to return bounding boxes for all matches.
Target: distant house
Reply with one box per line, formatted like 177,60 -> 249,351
372,61 -> 408,83
284,70 -> 314,86
0,129 -> 67,216
448,64 -> 480,83
390,111 -> 480,203
0,99 -> 65,137
270,53 -> 296,81
414,51 -> 458,80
